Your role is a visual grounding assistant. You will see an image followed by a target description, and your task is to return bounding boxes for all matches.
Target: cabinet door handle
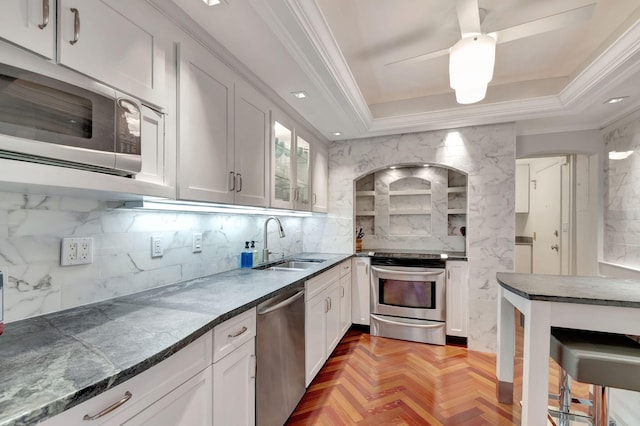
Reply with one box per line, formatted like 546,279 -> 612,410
312,193 -> 317,205
229,171 -> 236,191
83,391 -> 132,420
328,297 -> 332,311
70,8 -> 80,45
236,173 -> 242,192
228,326 -> 248,338
340,286 -> 345,298
447,270 -> 450,280
324,298 -> 329,313
38,0 -> 49,29
249,354 -> 256,379
365,264 -> 369,275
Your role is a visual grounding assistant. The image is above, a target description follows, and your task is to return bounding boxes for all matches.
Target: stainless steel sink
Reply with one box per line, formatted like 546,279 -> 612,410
255,258 -> 324,271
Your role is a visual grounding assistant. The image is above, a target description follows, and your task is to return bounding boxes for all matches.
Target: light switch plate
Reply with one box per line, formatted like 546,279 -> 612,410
192,233 -> 203,253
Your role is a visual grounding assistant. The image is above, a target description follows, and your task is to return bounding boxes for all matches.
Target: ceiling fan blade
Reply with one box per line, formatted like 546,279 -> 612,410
384,47 -> 450,68
456,0 -> 481,37
488,3 -> 596,44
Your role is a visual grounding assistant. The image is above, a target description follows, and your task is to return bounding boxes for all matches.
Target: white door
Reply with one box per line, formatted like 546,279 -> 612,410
123,367 -> 213,426
212,339 -> 256,426
178,41 -> 235,203
58,0 -> 165,106
533,162 -> 562,274
234,82 -> 270,207
325,280 -> 343,355
0,0 -> 56,59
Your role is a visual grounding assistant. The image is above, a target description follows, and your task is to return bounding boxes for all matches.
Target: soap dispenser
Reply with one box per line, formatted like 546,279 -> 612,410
251,241 -> 259,265
241,241 -> 253,268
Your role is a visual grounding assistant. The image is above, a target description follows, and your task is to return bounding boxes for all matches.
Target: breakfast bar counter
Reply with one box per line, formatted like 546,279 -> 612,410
496,272 -> 640,426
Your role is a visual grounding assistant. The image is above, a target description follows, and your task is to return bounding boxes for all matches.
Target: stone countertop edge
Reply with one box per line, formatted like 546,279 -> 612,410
496,272 -> 640,308
0,253 -> 352,426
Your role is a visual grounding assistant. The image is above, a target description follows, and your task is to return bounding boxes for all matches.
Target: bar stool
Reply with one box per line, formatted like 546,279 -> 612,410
549,327 -> 640,425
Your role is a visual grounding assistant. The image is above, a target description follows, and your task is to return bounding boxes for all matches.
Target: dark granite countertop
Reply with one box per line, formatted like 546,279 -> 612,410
0,253 -> 351,426
496,272 -> 640,308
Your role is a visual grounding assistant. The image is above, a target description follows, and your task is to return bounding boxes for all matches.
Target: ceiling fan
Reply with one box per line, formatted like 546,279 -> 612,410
385,0 -> 597,104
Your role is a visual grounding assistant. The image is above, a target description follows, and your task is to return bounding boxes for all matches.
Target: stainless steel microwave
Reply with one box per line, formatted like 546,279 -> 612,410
0,63 -> 142,176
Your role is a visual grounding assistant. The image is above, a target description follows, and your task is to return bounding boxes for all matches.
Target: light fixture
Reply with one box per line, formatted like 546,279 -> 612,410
122,198 -> 313,217
423,164 -> 431,167
389,166 -> 397,170
449,34 -> 496,104
202,0 -> 221,5
609,150 -> 634,160
291,91 -> 308,99
604,96 -> 629,104
331,132 -> 342,136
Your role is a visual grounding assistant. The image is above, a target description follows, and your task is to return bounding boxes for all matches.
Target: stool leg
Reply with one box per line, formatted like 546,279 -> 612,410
558,369 -> 572,426
592,385 -> 608,426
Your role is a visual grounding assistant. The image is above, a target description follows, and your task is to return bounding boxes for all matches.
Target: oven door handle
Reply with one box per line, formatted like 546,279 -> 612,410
371,266 -> 444,277
370,314 -> 444,328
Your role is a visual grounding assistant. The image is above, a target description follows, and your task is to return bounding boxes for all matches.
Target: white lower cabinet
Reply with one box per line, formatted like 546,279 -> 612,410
123,367 -> 212,426
351,257 -> 370,325
212,339 -> 256,426
338,261 -> 352,336
445,260 -> 469,338
305,263 -> 351,386
41,308 -> 257,426
40,332 -> 213,426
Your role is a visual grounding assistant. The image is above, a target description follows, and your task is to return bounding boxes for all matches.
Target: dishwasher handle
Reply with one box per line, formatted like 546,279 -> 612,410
258,290 -> 304,315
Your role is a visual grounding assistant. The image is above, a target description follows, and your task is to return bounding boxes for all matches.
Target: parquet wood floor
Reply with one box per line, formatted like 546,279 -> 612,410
287,322 -> 590,426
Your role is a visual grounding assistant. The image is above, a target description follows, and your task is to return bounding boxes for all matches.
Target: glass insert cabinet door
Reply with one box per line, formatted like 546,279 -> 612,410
273,120 -> 292,203
295,136 -> 310,208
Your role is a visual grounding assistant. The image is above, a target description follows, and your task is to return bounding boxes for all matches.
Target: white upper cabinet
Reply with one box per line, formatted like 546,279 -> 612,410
178,41 -> 235,204
136,106 -> 165,186
178,41 -> 270,207
312,142 -> 328,213
0,0 -> 56,59
271,115 -> 295,209
57,0 -> 166,107
233,81 -> 270,207
270,113 -> 327,211
294,135 -> 311,210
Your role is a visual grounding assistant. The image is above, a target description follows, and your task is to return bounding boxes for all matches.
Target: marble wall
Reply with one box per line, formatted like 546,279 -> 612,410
603,109 -> 640,269
303,123 -> 516,353
0,192 -> 303,322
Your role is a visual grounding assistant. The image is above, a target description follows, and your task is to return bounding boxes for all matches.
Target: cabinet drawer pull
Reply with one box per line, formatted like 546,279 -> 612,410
83,391 -> 132,420
70,8 -> 80,45
228,326 -> 248,338
312,193 -> 317,205
38,0 -> 49,29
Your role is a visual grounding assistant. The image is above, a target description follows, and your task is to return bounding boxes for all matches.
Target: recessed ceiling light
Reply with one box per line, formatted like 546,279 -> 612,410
291,91 -> 308,99
423,164 -> 430,167
202,0 -> 221,5
331,132 -> 342,136
604,96 -> 629,104
389,166 -> 397,170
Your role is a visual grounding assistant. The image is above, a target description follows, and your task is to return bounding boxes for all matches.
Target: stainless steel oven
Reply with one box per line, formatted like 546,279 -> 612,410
370,257 -> 446,345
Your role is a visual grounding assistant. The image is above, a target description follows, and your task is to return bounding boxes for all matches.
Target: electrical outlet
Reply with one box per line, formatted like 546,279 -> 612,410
151,236 -> 163,258
192,233 -> 203,253
61,237 -> 93,266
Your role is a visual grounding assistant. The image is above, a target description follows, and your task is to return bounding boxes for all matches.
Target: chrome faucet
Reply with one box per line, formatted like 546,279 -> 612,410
263,216 -> 286,262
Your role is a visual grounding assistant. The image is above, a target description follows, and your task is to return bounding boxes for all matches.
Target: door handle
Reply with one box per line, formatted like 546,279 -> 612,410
83,391 -> 132,420
236,173 -> 242,192
229,171 -> 236,191
340,286 -> 345,298
551,244 -> 559,251
312,193 -> 317,205
70,8 -> 80,45
39,0 -> 49,29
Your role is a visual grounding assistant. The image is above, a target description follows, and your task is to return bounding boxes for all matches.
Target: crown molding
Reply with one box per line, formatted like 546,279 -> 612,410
283,1 -> 640,138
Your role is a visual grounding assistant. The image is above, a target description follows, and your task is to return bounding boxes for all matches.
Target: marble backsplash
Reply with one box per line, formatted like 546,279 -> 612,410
303,123 -> 516,353
0,192 -> 303,322
604,109 -> 640,269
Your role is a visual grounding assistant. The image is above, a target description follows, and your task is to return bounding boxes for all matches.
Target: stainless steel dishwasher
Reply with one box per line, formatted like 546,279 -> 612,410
256,284 -> 306,426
